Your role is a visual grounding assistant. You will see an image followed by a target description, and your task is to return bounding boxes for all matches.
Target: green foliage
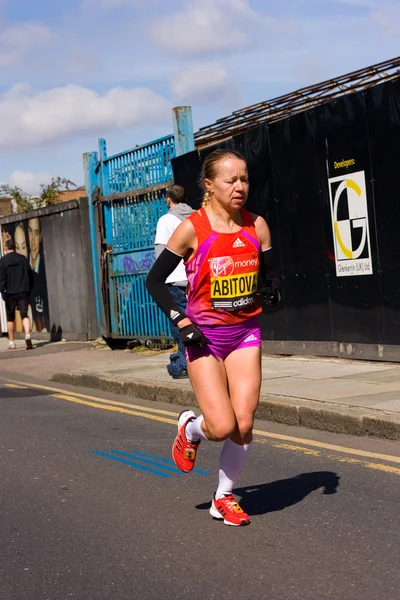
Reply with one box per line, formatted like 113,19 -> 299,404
10,187 -> 35,212
10,178 -> 78,212
40,177 -> 77,206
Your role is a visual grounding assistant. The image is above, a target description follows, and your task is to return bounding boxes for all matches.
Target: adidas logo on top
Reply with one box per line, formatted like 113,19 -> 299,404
232,237 -> 246,248
170,310 -> 180,320
244,334 -> 257,343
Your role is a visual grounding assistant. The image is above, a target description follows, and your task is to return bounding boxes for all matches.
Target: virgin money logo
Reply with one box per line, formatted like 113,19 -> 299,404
210,256 -> 234,277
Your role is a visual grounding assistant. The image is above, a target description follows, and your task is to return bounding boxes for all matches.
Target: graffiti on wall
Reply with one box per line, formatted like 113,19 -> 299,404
113,250 -> 156,275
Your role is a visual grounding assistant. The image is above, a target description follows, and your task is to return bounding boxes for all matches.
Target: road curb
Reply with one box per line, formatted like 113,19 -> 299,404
51,372 -> 400,441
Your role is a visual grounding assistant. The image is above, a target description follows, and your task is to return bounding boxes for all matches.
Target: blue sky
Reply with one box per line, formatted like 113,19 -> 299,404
0,0 -> 399,193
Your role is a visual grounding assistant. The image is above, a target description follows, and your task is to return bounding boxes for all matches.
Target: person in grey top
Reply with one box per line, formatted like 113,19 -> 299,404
154,185 -> 193,379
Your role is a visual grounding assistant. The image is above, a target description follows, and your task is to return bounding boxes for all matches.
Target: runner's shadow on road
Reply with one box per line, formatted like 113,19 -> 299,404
195,471 -> 340,516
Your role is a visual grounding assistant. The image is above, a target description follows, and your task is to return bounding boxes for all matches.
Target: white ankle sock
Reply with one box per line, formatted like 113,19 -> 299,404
185,415 -> 208,442
215,438 -> 252,499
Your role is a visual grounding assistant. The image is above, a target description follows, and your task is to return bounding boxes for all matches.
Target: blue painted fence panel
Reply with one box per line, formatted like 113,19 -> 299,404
109,272 -> 172,338
84,107 -> 194,339
110,190 -> 167,252
103,137 -> 175,338
106,136 -> 175,195
111,250 -> 156,276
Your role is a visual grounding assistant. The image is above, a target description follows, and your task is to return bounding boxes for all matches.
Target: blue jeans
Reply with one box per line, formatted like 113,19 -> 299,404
167,285 -> 188,375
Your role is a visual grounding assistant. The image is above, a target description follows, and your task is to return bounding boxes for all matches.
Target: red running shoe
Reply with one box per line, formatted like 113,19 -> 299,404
210,494 -> 250,526
172,410 -> 200,473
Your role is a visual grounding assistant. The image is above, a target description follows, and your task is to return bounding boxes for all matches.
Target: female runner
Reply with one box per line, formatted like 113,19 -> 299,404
146,149 -> 281,526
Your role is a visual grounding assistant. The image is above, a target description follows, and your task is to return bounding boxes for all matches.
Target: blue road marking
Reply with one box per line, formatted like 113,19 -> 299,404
127,449 -> 210,475
92,451 -> 169,478
109,450 -> 185,475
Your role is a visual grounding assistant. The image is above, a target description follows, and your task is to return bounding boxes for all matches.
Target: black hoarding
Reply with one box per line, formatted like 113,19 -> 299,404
172,78 -> 400,356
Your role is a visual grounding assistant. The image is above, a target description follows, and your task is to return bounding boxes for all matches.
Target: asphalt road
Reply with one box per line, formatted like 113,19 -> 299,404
1,376 -> 400,600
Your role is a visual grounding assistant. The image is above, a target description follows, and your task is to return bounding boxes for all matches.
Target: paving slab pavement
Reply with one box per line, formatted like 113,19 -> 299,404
2,335 -> 400,440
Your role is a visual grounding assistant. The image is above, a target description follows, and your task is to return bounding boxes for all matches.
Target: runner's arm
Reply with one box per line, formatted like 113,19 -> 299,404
253,214 -> 272,253
253,214 -> 282,305
146,220 -> 206,345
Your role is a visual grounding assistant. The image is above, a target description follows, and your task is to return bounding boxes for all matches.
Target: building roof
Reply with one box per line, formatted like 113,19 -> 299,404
0,184 -> 13,197
194,56 -> 400,148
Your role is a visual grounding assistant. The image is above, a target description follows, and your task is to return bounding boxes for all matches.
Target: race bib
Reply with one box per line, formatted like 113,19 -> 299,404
209,254 -> 259,311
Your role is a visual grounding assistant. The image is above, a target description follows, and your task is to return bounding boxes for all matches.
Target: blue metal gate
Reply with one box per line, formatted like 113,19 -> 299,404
102,135 -> 175,339
83,107 -> 195,340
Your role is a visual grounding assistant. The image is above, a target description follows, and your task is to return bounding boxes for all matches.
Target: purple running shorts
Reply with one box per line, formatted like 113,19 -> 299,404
186,316 -> 261,362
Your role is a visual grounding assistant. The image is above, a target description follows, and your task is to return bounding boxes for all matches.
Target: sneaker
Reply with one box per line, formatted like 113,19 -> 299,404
172,410 -> 200,473
210,494 -> 250,526
25,336 -> 33,350
8,341 -> 16,350
171,368 -> 189,380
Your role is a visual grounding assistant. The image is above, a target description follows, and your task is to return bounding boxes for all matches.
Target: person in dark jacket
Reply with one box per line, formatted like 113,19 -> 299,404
0,238 -> 34,350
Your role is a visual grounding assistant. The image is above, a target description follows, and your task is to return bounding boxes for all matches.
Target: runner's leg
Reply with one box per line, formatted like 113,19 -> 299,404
172,352 -> 236,472
215,346 -> 261,497
187,353 -> 236,442
215,438 -> 252,498
224,346 -> 262,444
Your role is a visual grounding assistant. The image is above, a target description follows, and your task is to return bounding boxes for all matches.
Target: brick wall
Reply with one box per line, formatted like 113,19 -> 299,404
0,197 -> 12,217
57,188 -> 85,203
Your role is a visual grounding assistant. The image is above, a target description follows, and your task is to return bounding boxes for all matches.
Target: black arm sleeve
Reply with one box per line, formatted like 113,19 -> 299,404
146,248 -> 187,325
259,248 -> 282,289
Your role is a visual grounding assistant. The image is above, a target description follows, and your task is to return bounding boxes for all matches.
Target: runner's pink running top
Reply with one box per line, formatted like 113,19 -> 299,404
185,208 -> 262,326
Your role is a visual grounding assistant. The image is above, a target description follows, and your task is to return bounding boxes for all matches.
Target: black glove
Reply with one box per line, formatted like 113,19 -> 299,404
179,324 -> 207,347
261,283 -> 281,307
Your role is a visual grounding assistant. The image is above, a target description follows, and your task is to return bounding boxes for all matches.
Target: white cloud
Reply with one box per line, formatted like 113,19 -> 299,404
7,171 -> 53,196
0,83 -> 171,148
151,0 -> 250,55
151,0 -> 299,57
171,62 -> 240,107
0,22 -> 53,68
